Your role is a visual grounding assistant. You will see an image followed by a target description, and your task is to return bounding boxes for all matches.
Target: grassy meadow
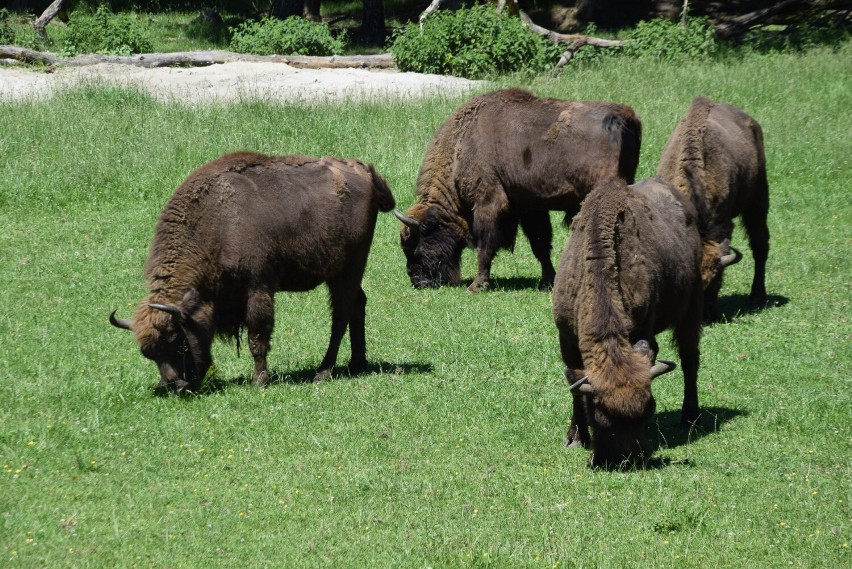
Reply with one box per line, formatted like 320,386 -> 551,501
1,45 -> 850,567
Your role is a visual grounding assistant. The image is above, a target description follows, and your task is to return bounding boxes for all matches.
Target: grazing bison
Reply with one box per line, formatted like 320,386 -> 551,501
110,152 -> 395,393
395,88 -> 642,292
657,96 -> 770,320
553,176 -> 734,468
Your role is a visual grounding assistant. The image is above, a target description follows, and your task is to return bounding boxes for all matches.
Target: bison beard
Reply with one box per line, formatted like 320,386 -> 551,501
110,152 -> 395,393
398,88 -> 642,292
553,177 -> 707,469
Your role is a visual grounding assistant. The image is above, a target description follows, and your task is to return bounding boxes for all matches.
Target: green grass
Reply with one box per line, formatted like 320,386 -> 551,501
1,45 -> 850,566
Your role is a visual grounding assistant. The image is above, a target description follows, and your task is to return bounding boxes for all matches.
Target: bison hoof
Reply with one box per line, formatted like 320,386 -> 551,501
348,359 -> 368,376
681,409 -> 700,427
252,371 -> 269,388
313,369 -> 332,383
467,281 -> 490,293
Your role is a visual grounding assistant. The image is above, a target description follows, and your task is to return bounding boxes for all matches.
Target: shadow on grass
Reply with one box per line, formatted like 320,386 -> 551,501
460,276 -> 547,292
712,293 -> 789,324
193,360 -> 434,394
648,405 -> 746,452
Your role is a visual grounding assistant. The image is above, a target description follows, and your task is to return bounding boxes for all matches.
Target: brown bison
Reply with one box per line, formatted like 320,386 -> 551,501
553,176 -> 736,468
110,152 -> 395,393
395,88 -> 642,292
657,96 -> 770,320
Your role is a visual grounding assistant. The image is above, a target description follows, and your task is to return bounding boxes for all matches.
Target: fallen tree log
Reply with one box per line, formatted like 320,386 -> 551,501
0,46 -> 397,70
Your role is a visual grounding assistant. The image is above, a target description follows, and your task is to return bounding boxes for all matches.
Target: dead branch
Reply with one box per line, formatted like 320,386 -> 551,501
33,0 -> 64,42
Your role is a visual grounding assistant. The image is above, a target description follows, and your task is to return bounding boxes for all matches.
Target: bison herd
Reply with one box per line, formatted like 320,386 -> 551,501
111,88 -> 770,469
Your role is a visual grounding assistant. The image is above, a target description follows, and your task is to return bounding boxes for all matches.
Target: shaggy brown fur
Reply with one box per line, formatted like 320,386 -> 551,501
399,88 -> 642,292
111,152 -> 395,392
657,97 -> 770,320
552,177 -> 705,468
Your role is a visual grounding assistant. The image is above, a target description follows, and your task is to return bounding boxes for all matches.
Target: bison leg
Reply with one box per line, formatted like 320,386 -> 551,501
742,174 -> 770,306
315,275 -> 366,382
559,330 -> 590,448
469,191 -> 509,292
565,394 -> 591,449
519,211 -> 555,290
246,290 -> 275,387
347,287 -> 368,374
674,292 -> 702,426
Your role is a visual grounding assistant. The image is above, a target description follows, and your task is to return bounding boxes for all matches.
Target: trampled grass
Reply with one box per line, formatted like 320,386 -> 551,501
0,45 -> 849,567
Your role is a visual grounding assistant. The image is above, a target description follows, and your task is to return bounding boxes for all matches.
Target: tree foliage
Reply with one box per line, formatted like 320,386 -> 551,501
229,16 -> 347,56
391,4 -> 562,79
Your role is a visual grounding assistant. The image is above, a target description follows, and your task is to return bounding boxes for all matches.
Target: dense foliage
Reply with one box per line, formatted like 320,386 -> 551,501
60,5 -> 154,56
390,4 -> 562,79
229,16 -> 347,56
623,16 -> 718,60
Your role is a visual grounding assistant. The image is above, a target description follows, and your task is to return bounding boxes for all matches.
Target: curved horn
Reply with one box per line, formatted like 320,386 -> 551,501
720,246 -> 743,268
567,374 -> 595,395
148,303 -> 183,320
109,309 -> 133,330
393,208 -> 420,229
649,359 -> 677,380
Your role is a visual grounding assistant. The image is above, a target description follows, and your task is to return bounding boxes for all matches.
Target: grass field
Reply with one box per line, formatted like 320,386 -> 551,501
0,45 -> 849,567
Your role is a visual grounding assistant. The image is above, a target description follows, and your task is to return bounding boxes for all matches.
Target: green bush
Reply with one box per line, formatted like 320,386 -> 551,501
61,6 -> 154,56
0,8 -> 43,49
623,16 -> 717,60
0,9 -> 14,45
229,17 -> 347,56
390,4 -> 562,79
742,21 -> 852,53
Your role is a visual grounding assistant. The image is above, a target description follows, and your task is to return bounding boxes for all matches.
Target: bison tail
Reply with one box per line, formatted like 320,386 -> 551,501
369,164 -> 396,213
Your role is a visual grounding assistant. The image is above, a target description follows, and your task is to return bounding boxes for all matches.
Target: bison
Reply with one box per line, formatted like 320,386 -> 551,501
395,88 -> 642,292
552,176 -> 737,468
110,152 -> 395,393
657,96 -> 770,320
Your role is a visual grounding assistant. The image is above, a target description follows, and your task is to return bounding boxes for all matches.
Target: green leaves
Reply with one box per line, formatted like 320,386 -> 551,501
61,6 -> 153,57
624,17 -> 718,61
390,5 -> 561,79
229,16 -> 347,56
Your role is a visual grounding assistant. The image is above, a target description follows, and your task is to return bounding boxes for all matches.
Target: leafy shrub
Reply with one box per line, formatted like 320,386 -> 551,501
623,16 -> 717,60
61,6 -> 154,56
390,4 -> 562,79
0,9 -> 14,45
229,17 -> 347,56
0,8 -> 43,49
742,21 -> 852,53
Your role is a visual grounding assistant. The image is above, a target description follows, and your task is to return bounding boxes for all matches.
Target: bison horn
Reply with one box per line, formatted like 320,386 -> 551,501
109,309 -> 133,330
649,359 -> 677,380
393,209 -> 420,229
566,372 -> 596,395
148,303 -> 184,320
720,246 -> 743,268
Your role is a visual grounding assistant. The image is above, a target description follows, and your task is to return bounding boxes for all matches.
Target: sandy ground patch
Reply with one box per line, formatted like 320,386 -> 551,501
0,61 -> 481,104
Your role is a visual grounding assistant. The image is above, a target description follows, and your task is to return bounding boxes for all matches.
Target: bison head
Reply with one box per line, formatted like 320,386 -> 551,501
395,205 -> 466,289
110,288 -> 213,394
567,341 -> 676,469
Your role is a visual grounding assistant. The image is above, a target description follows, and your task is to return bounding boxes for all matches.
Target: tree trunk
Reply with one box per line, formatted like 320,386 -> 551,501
271,0 -> 304,20
33,0 -> 64,43
303,0 -> 321,22
361,0 -> 386,46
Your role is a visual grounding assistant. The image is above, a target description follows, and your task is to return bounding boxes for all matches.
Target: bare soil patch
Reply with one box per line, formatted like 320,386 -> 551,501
0,61 -> 481,104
